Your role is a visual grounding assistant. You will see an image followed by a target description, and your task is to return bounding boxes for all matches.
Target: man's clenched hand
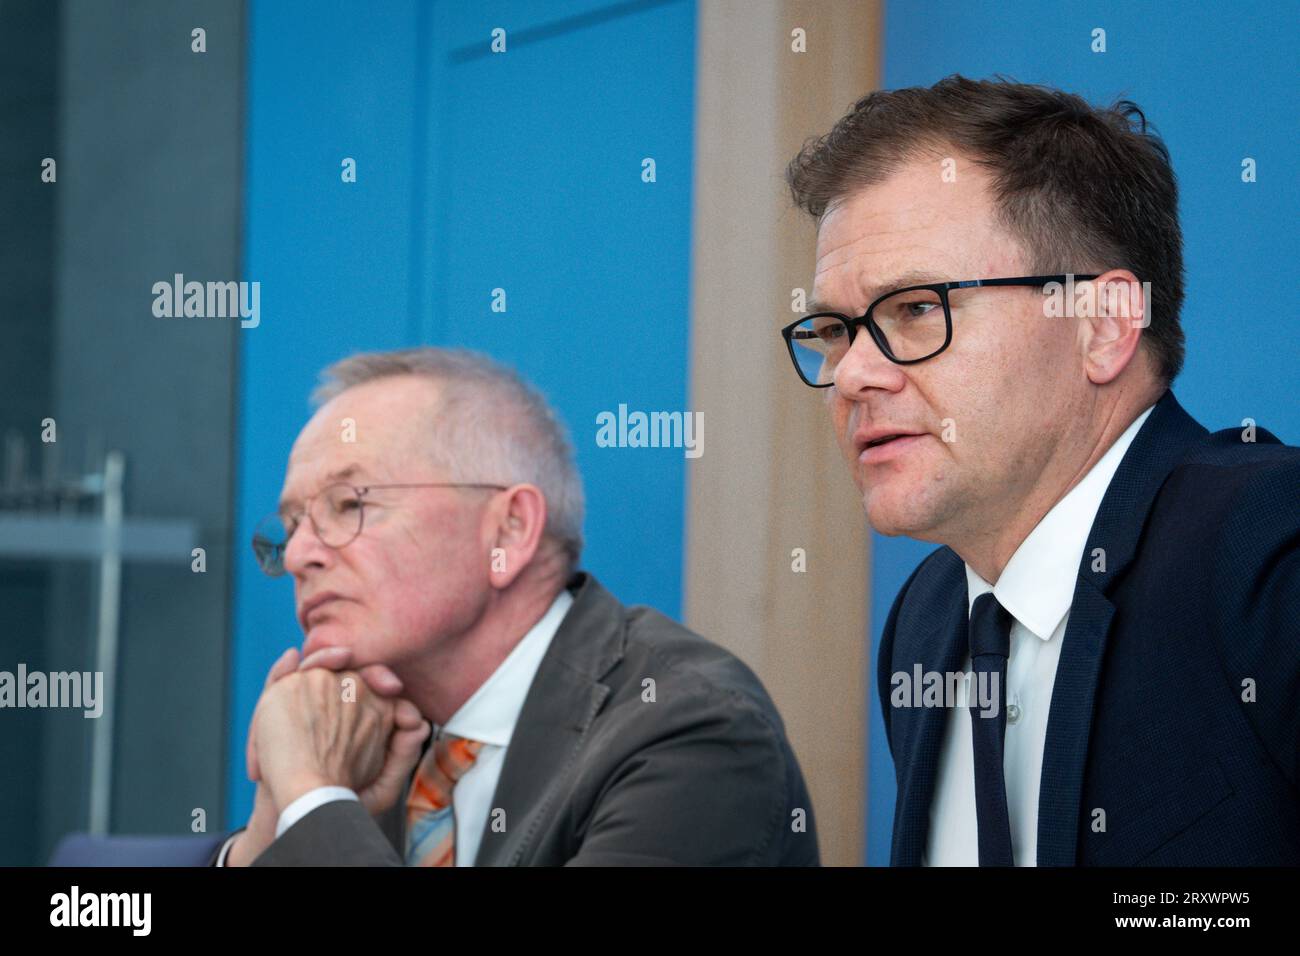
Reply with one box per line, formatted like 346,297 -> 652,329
294,646 -> 432,816
228,648 -> 429,866
251,662 -> 418,811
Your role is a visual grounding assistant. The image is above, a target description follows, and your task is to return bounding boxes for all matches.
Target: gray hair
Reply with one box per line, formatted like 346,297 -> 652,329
311,347 -> 584,570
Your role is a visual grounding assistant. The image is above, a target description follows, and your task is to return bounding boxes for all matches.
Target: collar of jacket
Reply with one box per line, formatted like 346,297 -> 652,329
891,388 -> 1212,866
379,570 -> 627,865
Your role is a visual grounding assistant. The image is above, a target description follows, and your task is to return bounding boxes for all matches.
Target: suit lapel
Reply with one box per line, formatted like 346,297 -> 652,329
472,666 -> 610,865
1034,579 -> 1114,865
472,572 -> 623,866
891,587 -> 969,865
378,789 -> 405,858
374,574 -> 623,866
1035,389 -> 1207,865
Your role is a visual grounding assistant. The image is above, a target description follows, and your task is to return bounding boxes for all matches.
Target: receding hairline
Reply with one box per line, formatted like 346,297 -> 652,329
812,136 -> 982,219
310,368 -> 448,410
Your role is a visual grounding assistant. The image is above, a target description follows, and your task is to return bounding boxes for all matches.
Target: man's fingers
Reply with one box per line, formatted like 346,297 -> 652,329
249,647 -> 301,780
247,705 -> 259,782
265,647 -> 300,689
391,721 -> 431,763
248,649 -> 418,794
358,663 -> 403,696
392,697 -> 424,730
359,720 -> 431,815
295,648 -> 404,697
386,722 -> 432,790
297,646 -> 350,672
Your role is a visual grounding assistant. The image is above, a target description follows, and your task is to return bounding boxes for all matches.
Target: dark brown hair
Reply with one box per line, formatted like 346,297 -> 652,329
787,75 -> 1185,384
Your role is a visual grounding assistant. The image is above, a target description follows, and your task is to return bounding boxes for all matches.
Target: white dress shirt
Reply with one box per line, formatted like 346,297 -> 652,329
217,587 -> 574,866
924,404 -> 1154,866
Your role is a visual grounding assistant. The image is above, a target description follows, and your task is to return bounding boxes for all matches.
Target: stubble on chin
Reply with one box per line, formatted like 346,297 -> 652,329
860,461 -> 950,539
862,494 -> 903,537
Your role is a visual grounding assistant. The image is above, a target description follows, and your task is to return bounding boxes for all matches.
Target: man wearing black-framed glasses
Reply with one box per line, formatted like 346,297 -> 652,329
782,274 -> 1099,381
784,76 -> 1300,867
214,346 -> 818,868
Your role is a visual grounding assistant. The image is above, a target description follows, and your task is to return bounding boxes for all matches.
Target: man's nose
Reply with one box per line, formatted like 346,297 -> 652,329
282,516 -> 333,577
832,325 -> 907,396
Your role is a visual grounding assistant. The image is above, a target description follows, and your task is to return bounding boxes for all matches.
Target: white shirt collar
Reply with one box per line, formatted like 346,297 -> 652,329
439,588 -> 575,747
964,404 -> 1156,640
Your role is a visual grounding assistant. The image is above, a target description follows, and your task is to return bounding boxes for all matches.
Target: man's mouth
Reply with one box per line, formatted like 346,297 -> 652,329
858,432 -> 926,463
304,599 -> 339,623
298,592 -> 347,633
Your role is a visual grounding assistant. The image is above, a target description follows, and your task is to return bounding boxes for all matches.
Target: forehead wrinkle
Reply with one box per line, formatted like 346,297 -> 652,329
815,216 -> 907,272
810,163 -> 1021,318
277,459 -> 375,514
815,209 -> 952,285
813,238 -> 958,313
816,185 -> 953,257
814,164 -> 984,276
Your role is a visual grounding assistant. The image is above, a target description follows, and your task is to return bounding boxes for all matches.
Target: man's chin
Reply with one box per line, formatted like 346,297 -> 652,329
861,491 -> 925,538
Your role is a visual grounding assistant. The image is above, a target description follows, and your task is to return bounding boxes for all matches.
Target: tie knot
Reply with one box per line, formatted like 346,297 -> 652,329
432,731 -> 484,785
408,731 -> 485,813
969,591 -> 1012,659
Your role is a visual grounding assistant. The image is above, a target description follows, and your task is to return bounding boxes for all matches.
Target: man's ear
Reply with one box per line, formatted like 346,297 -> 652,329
1082,269 -> 1147,386
485,484 -> 547,590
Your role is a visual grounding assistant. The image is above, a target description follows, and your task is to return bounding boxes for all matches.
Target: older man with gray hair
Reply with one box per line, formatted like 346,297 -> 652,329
212,346 -> 818,866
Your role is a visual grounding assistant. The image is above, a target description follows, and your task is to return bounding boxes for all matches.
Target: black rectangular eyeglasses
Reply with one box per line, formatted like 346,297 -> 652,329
780,274 -> 1100,387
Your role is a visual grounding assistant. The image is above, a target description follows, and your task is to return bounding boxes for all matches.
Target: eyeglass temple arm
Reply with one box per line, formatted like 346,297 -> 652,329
955,274 -> 1100,289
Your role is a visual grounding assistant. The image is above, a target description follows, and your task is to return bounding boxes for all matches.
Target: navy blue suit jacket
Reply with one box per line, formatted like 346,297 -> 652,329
878,388 -> 1299,865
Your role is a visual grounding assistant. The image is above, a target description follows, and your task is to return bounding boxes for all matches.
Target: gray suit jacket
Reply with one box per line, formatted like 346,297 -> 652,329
222,571 -> 819,866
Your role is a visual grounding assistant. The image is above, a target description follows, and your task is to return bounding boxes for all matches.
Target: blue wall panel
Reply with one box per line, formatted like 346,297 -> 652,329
418,0 -> 696,617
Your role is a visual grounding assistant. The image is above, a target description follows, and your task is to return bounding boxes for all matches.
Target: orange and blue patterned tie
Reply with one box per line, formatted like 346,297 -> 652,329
405,731 -> 484,867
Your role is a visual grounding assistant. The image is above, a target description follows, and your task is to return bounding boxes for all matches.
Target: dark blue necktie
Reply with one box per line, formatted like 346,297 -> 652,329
969,591 -> 1014,866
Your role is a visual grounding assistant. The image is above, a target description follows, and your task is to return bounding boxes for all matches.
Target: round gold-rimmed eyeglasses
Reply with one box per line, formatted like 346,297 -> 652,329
251,481 -> 507,576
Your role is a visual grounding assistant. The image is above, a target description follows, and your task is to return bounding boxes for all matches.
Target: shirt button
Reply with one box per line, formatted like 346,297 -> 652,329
1007,702 -> 1022,724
